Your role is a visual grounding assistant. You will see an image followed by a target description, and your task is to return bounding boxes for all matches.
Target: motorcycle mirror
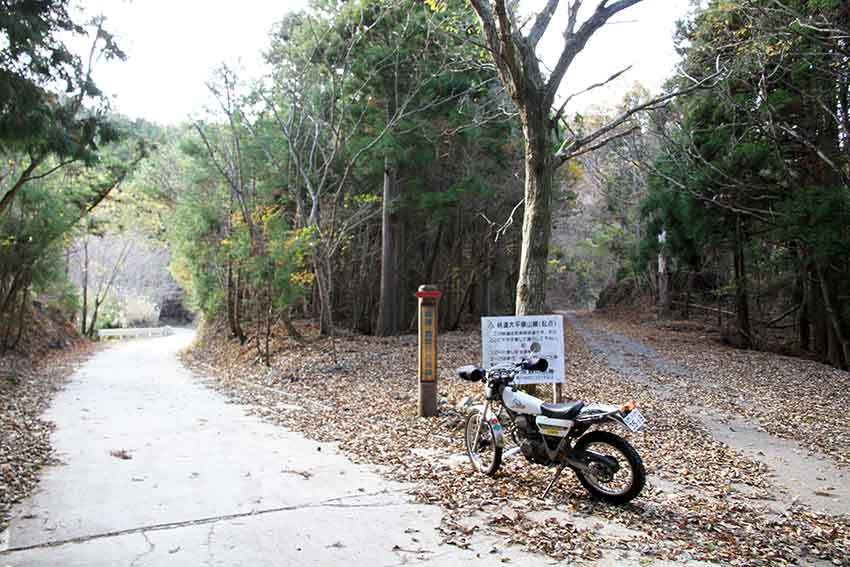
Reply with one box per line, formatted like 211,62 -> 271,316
529,341 -> 541,353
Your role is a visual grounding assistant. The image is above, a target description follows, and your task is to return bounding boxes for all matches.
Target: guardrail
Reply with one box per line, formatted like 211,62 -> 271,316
97,326 -> 174,340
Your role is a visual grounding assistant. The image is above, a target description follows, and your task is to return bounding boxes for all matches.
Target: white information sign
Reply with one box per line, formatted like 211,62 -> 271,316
481,315 -> 565,385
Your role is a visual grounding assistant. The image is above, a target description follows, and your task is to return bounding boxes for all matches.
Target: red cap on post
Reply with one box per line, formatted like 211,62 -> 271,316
416,285 -> 442,300
415,290 -> 442,300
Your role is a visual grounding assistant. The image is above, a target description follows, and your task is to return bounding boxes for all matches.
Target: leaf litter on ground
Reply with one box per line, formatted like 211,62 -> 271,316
0,342 -> 94,534
183,317 -> 850,566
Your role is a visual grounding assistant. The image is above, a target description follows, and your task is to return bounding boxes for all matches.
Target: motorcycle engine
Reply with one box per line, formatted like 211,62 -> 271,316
514,415 -> 550,465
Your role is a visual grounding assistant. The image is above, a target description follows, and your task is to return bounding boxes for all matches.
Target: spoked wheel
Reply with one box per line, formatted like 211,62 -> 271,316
573,430 -> 645,504
464,412 -> 502,476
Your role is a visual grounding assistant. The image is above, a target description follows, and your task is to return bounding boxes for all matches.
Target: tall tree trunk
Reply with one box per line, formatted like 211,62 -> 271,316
315,251 -> 334,336
81,240 -> 89,336
479,236 -> 492,315
811,271 -> 829,357
282,307 -> 304,343
815,261 -> 850,369
683,271 -> 695,320
376,156 -> 402,336
88,299 -> 102,339
657,230 -> 671,318
515,106 -> 553,316
226,260 -> 238,339
795,258 -> 810,351
425,222 -> 443,284
733,216 -> 752,348
11,282 -> 30,350
234,267 -> 246,344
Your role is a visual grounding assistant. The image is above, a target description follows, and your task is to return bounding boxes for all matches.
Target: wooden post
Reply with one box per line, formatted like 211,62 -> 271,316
416,285 -> 442,417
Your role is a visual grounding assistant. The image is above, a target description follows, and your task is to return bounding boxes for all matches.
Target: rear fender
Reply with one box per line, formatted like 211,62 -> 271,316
606,413 -> 630,431
470,404 -> 505,449
576,403 -> 630,432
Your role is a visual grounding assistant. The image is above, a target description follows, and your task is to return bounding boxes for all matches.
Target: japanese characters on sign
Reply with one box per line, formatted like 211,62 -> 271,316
481,315 -> 565,385
420,304 -> 437,382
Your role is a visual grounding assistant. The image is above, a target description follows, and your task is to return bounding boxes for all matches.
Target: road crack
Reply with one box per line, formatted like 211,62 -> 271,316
0,489 -> 408,556
129,531 -> 155,567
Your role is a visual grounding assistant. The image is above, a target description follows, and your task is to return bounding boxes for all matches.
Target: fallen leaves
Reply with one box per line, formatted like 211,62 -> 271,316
184,316 -> 850,565
0,342 -> 94,533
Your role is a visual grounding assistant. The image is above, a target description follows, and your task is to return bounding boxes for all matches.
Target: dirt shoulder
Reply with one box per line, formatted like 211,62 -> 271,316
0,342 -> 95,535
184,319 -> 850,566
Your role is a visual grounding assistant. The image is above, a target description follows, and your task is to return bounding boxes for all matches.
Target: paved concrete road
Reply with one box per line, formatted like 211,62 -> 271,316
1,331 -> 564,567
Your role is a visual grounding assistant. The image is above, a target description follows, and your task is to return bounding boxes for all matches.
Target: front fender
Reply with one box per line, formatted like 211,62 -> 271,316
469,404 -> 506,449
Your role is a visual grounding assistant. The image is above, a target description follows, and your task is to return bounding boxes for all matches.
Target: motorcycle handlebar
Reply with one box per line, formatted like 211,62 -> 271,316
484,358 -> 549,384
521,357 -> 549,372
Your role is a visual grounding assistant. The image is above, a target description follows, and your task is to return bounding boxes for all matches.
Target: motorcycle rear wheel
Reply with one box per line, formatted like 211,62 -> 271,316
464,412 -> 502,476
573,430 -> 645,504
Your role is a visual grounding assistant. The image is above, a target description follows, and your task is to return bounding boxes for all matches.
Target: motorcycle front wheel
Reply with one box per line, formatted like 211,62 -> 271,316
573,430 -> 645,504
464,412 -> 502,476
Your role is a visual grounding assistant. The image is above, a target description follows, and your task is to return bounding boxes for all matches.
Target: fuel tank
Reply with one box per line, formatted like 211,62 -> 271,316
501,387 -> 542,415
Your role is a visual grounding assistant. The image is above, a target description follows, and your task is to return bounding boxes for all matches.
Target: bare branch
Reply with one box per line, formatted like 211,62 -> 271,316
528,0 -> 560,47
493,0 -> 523,92
555,69 -> 724,165
554,64 -> 632,124
545,0 -> 643,107
561,125 -> 639,160
481,199 -> 524,242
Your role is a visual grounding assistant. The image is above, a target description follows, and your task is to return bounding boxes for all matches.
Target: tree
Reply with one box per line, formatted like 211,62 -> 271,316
260,1 -> 465,335
635,0 -> 850,367
333,1 -> 497,335
466,0 -> 719,315
1,12 -> 126,215
0,129 -> 145,350
78,235 -> 132,337
465,0 -> 638,314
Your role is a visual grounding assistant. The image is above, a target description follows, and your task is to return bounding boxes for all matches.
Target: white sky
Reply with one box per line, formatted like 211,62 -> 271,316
72,0 -> 691,125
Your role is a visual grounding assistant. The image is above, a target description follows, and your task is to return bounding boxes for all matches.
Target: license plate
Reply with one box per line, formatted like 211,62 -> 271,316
623,409 -> 646,433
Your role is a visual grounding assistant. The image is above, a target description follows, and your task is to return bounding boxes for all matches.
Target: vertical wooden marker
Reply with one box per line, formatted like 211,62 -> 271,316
416,285 -> 442,417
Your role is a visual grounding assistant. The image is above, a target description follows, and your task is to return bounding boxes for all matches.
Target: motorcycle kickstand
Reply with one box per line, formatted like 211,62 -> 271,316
541,464 -> 565,499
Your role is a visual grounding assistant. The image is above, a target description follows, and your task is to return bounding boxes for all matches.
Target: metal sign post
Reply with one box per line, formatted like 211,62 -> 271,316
416,285 -> 441,417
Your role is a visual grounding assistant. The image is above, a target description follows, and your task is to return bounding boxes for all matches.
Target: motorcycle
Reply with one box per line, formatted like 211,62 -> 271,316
455,345 -> 647,504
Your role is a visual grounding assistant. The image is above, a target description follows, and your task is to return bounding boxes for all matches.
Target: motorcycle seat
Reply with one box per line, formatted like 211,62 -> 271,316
540,400 -> 584,419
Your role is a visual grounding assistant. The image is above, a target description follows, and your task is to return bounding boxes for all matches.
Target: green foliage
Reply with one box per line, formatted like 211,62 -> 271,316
1,5 -> 125,162
629,0 -> 850,366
